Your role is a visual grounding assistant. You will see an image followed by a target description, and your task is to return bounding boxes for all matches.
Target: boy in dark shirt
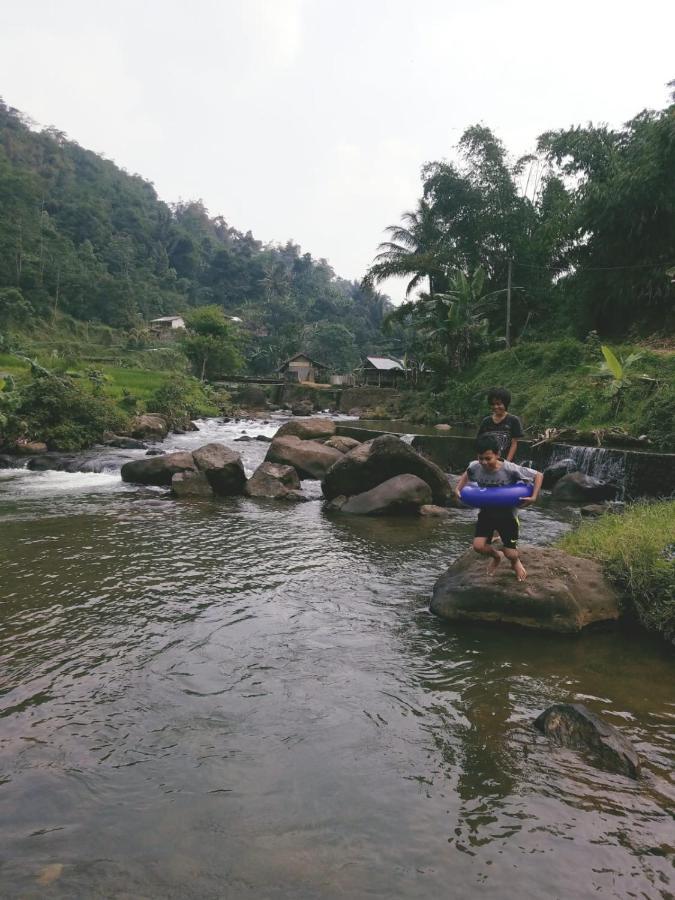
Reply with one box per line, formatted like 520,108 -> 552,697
476,387 -> 523,461
455,434 -> 543,581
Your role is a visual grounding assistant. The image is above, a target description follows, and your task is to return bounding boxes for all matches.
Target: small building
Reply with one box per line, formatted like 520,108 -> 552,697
357,356 -> 407,387
279,353 -> 328,383
150,315 -> 186,340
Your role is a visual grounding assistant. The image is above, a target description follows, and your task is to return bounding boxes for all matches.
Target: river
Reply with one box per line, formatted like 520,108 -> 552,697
1,417 -> 673,899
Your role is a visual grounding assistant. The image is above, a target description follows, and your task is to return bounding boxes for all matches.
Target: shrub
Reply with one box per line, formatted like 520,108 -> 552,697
10,373 -> 129,449
149,375 -> 230,426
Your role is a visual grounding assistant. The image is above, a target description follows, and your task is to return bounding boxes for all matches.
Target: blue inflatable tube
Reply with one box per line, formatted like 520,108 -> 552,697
460,482 -> 533,509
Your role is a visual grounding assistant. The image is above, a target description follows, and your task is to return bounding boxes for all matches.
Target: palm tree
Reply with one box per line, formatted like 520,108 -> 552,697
420,267 -> 505,370
363,200 -> 447,299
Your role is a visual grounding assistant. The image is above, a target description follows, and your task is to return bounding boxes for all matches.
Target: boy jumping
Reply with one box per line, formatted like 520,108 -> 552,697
455,434 -> 543,582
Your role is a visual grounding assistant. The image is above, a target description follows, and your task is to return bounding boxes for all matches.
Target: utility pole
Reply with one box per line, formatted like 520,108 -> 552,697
505,259 -> 512,349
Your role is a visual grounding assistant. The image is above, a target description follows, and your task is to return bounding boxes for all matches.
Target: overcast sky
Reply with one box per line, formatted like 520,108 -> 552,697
1,0 -> 673,303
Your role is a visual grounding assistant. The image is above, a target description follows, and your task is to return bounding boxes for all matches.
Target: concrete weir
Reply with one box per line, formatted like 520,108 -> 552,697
335,425 -> 675,500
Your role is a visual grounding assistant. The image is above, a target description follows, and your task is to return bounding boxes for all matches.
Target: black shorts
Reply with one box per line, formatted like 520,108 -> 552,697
475,509 -> 520,550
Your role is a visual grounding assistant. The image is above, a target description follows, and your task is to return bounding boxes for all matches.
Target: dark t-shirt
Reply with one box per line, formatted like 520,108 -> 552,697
477,413 -> 524,458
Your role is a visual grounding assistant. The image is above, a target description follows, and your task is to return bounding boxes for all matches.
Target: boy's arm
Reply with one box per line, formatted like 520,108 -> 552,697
507,416 -> 524,461
519,471 -> 543,505
506,438 -> 518,461
455,471 -> 469,499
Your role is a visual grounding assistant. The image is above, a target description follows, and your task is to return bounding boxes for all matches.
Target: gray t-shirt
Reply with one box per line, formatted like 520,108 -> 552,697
467,459 -> 539,488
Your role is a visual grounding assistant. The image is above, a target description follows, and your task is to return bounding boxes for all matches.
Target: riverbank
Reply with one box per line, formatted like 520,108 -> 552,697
558,501 -> 675,645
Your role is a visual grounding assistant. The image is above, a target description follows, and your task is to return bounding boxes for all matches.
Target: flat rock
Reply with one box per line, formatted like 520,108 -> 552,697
430,546 -> 620,633
266,435 -> 343,480
535,703 -> 640,778
339,474 -> 432,516
325,436 -> 360,452
121,451 -> 196,486
322,434 -> 451,504
275,417 -> 336,440
420,504 -> 452,517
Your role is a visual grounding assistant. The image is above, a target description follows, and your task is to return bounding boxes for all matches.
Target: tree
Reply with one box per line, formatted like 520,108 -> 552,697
304,321 -> 358,373
182,306 -> 243,380
363,199 -> 447,298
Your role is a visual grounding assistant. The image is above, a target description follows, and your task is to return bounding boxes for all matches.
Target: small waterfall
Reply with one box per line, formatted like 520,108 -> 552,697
400,433 -> 416,445
546,443 -> 632,498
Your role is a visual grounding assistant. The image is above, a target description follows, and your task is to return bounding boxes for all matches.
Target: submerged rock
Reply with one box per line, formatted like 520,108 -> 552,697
172,470 -> 213,498
338,474 -> 432,516
534,703 -> 640,779
275,417 -> 336,441
266,435 -> 343,479
246,462 -> 301,498
430,546 -> 620,633
322,434 -> 451,505
552,471 -> 619,502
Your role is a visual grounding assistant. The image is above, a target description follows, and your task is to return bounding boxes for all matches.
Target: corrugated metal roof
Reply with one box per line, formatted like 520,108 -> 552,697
364,356 -> 405,370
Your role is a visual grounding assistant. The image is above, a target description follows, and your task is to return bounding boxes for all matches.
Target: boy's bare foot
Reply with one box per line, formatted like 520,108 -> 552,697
487,552 -> 504,576
512,560 -> 527,581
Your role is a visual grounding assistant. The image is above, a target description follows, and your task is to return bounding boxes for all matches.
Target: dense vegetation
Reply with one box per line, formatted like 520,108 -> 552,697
366,85 -> 675,371
559,502 -> 675,644
391,336 -> 675,450
0,98 -> 392,373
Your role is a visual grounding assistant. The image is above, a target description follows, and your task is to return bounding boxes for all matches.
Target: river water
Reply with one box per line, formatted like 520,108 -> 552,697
0,418 -> 673,899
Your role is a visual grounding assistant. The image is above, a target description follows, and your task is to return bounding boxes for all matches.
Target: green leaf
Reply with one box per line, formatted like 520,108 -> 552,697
600,345 -> 623,380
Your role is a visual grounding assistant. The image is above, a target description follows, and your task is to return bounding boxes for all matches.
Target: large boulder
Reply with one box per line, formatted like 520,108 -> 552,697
535,703 -> 640,779
0,454 -> 20,469
338,474 -> 432,516
130,414 -> 168,440
266,435 -> 343,480
121,451 -> 196,486
275,417 -> 336,441
542,458 -> 578,489
430,546 -> 620,634
552,471 -> 619,502
171,470 -> 213,498
192,442 -> 246,496
291,400 -> 314,416
246,462 -> 301,498
322,434 -> 451,504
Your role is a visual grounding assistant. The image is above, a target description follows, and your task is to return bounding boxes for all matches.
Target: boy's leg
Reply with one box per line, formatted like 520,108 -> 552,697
496,514 -> 527,581
473,510 -> 504,573
472,537 -> 505,573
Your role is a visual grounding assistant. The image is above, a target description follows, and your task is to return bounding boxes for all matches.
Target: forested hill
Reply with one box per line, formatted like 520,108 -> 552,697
0,99 -> 392,370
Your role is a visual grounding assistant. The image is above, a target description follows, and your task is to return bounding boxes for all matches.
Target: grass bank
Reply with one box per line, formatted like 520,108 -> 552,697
396,338 -> 675,450
558,502 -> 675,644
